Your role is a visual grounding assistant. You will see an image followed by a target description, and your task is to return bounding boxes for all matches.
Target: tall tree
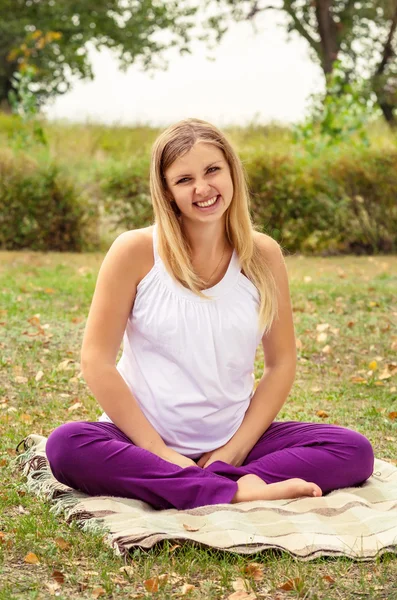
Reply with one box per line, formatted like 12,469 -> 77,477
0,0 -> 199,110
201,0 -> 397,126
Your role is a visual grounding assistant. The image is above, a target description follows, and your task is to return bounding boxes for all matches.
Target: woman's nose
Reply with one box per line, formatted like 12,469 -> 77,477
195,182 -> 212,196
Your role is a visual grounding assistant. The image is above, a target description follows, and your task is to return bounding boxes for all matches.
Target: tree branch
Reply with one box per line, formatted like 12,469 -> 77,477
282,1 -> 322,57
246,2 -> 280,20
375,1 -> 397,77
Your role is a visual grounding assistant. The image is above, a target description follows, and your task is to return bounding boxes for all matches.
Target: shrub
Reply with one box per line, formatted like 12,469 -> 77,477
244,146 -> 397,254
0,150 -> 99,251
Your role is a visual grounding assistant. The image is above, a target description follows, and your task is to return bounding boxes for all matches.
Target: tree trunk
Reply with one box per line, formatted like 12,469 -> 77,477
0,75 -> 14,113
314,0 -> 339,74
378,99 -> 397,127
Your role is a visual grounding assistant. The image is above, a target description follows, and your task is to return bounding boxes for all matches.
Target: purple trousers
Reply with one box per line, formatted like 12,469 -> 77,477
46,420 -> 374,510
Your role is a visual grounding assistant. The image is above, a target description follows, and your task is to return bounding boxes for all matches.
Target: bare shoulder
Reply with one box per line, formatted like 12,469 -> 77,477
253,230 -> 284,263
108,225 -> 154,283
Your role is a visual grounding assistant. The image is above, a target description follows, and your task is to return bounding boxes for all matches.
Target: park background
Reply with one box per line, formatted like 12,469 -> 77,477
0,1 -> 397,599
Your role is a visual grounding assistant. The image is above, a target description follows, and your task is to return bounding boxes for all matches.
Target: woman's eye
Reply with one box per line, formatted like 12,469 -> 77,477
176,166 -> 220,185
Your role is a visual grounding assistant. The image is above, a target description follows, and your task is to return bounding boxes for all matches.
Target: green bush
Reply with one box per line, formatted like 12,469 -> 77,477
244,146 -> 397,254
0,150 -> 100,251
99,155 -> 153,231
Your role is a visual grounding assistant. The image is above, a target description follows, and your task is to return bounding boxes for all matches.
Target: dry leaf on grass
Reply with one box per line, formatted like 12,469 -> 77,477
316,410 -> 329,418
144,575 -> 168,592
54,537 -> 70,551
24,551 -> 40,564
45,582 -> 61,595
35,370 -> 44,382
92,587 -> 106,598
52,570 -> 65,584
180,583 -> 195,595
227,592 -> 256,600
68,402 -> 83,412
232,578 -> 252,592
242,563 -> 264,581
119,565 -> 134,578
278,577 -> 304,592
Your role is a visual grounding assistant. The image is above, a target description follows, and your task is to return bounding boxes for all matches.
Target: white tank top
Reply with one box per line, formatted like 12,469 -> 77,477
99,224 -> 264,458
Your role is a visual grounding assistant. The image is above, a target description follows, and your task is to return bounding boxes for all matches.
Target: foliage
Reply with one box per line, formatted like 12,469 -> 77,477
245,145 -> 397,254
7,65 -> 47,150
0,150 -> 99,251
0,0 -> 200,106
100,156 -> 153,232
199,0 -> 397,125
293,62 -> 378,153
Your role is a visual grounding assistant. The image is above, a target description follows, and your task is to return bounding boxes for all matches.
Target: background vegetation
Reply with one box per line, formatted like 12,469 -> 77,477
1,112 -> 397,254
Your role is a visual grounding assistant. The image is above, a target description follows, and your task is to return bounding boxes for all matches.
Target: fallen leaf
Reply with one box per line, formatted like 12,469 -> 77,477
52,569 -> 65,584
57,359 -> 75,371
317,410 -> 329,418
24,551 -> 40,564
14,376 -> 28,384
119,565 -> 134,578
28,314 -> 41,326
227,592 -> 256,600
322,575 -> 335,585
54,537 -> 70,551
317,332 -> 328,343
144,578 -> 159,592
316,323 -> 330,332
168,544 -> 181,553
45,582 -> 61,595
321,344 -> 332,354
242,563 -> 264,581
182,523 -> 200,532
350,376 -> 367,384
379,370 -> 392,380
388,412 -> 397,421
67,402 -> 83,412
20,414 -> 32,423
92,587 -> 106,598
181,583 -> 195,595
35,370 -> 44,382
278,577 -> 303,591
232,578 -> 252,592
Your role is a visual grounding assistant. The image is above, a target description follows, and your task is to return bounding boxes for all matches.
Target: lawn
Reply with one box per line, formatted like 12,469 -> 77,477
0,250 -> 396,599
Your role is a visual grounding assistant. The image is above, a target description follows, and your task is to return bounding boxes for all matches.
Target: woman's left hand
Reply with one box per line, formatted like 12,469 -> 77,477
196,444 -> 246,469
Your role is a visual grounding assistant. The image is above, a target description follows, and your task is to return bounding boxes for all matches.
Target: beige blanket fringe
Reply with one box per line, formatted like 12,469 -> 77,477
14,434 -> 397,561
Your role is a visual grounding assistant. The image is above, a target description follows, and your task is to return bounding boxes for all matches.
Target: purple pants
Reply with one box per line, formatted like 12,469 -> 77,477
46,420 -> 374,510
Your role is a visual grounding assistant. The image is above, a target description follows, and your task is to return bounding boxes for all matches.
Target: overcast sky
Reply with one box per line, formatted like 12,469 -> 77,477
44,9 -> 324,128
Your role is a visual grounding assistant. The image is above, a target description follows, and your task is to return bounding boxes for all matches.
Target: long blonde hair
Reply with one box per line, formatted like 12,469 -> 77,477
149,118 -> 278,334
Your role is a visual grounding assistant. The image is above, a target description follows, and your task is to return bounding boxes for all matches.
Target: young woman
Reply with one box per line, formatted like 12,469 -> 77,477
46,118 -> 374,510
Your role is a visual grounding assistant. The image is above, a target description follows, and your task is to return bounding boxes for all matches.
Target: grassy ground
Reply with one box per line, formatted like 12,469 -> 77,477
0,250 -> 396,599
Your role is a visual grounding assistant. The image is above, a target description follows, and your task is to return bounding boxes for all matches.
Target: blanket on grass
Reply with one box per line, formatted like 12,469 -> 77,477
14,434 -> 397,562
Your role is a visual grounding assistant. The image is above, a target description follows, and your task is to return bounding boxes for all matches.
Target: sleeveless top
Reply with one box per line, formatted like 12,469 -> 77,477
98,224 -> 264,458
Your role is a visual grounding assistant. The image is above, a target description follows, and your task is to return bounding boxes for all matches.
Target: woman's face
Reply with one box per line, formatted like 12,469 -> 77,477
164,142 -> 234,223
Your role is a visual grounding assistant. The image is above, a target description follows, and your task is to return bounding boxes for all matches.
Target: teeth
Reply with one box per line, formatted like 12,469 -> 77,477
196,195 -> 218,208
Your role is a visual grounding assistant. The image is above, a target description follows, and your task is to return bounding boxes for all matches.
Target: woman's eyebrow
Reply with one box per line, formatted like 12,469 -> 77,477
171,161 -> 222,182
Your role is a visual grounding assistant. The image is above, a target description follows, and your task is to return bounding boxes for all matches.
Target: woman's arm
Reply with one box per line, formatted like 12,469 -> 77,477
210,234 -> 297,466
81,230 -> 196,468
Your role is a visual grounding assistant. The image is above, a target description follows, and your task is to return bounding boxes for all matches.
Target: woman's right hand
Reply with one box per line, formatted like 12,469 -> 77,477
157,447 -> 198,469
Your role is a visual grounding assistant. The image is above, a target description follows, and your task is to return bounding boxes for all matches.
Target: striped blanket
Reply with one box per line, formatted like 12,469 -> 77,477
15,434 -> 397,561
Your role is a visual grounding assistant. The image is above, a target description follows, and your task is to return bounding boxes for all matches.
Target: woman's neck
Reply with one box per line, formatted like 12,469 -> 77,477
181,218 -> 229,262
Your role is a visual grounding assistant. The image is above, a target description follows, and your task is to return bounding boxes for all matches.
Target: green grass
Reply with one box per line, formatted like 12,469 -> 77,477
0,251 -> 396,599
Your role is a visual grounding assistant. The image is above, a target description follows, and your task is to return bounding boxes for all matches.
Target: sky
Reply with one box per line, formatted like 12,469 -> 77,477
43,9 -> 325,128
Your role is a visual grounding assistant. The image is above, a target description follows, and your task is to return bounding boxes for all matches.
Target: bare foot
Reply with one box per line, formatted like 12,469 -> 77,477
231,474 -> 322,503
